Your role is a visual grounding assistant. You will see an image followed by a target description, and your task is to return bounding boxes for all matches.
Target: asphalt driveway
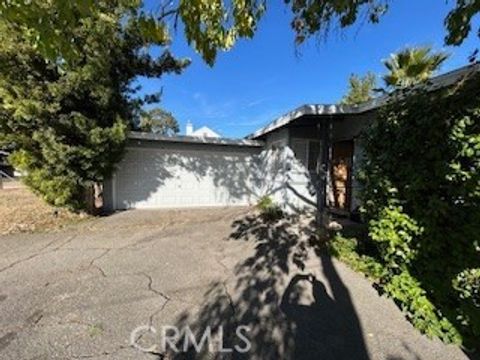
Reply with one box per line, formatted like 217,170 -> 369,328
0,208 -> 470,359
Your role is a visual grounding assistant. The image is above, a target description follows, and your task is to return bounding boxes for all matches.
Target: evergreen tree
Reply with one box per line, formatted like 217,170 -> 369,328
0,2 -> 189,210
341,72 -> 377,105
138,108 -> 180,135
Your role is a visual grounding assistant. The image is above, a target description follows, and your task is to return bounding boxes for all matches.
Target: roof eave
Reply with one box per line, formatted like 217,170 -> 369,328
128,132 -> 264,147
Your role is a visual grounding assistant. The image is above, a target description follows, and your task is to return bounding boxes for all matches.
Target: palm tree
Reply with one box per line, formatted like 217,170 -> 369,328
383,46 -> 449,88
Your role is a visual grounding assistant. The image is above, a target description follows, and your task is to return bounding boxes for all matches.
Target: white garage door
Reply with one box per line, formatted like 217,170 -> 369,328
109,144 -> 261,210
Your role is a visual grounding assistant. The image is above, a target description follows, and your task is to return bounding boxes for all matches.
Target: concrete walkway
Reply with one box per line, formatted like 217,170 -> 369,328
0,208 -> 469,359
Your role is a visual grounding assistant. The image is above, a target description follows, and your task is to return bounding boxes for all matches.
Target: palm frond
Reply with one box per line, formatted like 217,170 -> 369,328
382,46 -> 449,88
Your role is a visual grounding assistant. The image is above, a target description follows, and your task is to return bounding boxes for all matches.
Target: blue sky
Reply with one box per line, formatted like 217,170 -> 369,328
139,1 -> 479,138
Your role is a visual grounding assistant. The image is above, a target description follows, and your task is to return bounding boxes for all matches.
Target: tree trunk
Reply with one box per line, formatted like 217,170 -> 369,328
85,182 -> 103,215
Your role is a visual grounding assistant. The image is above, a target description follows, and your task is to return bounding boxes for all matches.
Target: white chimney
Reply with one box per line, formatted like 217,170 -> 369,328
186,121 -> 193,136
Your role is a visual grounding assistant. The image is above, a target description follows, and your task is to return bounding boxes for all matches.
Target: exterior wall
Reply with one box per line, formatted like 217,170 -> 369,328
262,128 -> 318,213
289,126 -> 321,140
332,113 -> 370,142
265,127 -> 289,148
351,138 -> 365,211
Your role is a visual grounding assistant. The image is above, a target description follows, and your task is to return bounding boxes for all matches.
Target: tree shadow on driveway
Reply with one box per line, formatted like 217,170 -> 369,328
169,213 -> 369,360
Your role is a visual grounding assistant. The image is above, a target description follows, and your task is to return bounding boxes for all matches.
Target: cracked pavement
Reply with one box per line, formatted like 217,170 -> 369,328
0,208 -> 470,359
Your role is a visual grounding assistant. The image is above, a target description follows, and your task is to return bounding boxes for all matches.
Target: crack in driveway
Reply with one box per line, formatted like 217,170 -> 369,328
141,272 -> 171,301
0,235 -> 77,274
87,249 -> 111,277
0,252 -> 44,274
0,332 -> 17,352
140,272 -> 171,328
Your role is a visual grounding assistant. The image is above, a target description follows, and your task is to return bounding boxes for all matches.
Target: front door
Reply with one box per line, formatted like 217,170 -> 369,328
331,140 -> 354,212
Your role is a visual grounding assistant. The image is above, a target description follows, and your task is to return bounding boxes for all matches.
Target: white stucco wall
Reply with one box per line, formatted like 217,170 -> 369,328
261,129 -> 318,213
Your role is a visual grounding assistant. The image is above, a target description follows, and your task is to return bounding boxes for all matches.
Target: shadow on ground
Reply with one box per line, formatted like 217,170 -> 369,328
168,214 -> 369,360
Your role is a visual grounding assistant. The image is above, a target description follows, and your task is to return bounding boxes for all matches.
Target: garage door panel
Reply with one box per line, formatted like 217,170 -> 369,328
113,146 -> 258,209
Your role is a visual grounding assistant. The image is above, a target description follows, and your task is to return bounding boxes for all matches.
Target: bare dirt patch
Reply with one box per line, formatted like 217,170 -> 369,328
0,187 -> 89,235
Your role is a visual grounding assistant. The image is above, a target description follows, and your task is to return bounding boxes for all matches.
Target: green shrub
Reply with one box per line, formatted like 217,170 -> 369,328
257,196 -> 283,221
327,235 -> 386,281
454,269 -> 480,305
368,205 -> 422,270
358,72 -> 480,348
453,269 -> 480,341
328,234 -> 462,344
384,271 -> 462,343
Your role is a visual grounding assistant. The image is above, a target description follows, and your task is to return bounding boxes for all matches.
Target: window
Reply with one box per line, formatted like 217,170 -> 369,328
269,140 -> 283,151
292,140 -> 308,166
291,139 -> 321,173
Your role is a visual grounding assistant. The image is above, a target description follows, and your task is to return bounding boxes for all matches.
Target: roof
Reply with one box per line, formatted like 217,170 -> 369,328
248,63 -> 480,139
129,131 -> 264,147
190,126 -> 221,138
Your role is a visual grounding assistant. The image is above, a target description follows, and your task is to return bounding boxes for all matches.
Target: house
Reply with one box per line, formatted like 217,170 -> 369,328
103,64 -> 479,213
186,121 -> 221,138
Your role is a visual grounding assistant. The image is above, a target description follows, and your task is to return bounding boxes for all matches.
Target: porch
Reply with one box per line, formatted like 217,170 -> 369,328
253,110 -> 375,217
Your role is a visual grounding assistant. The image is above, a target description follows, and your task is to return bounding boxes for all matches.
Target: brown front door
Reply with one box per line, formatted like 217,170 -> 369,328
331,140 -> 354,211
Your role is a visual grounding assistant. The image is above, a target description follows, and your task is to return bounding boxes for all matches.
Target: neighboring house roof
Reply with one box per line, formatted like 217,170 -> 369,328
129,131 -> 264,147
190,126 -> 221,138
248,63 -> 480,140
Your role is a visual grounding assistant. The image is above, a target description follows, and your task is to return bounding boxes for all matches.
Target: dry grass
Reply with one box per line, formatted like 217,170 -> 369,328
0,186 -> 90,235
